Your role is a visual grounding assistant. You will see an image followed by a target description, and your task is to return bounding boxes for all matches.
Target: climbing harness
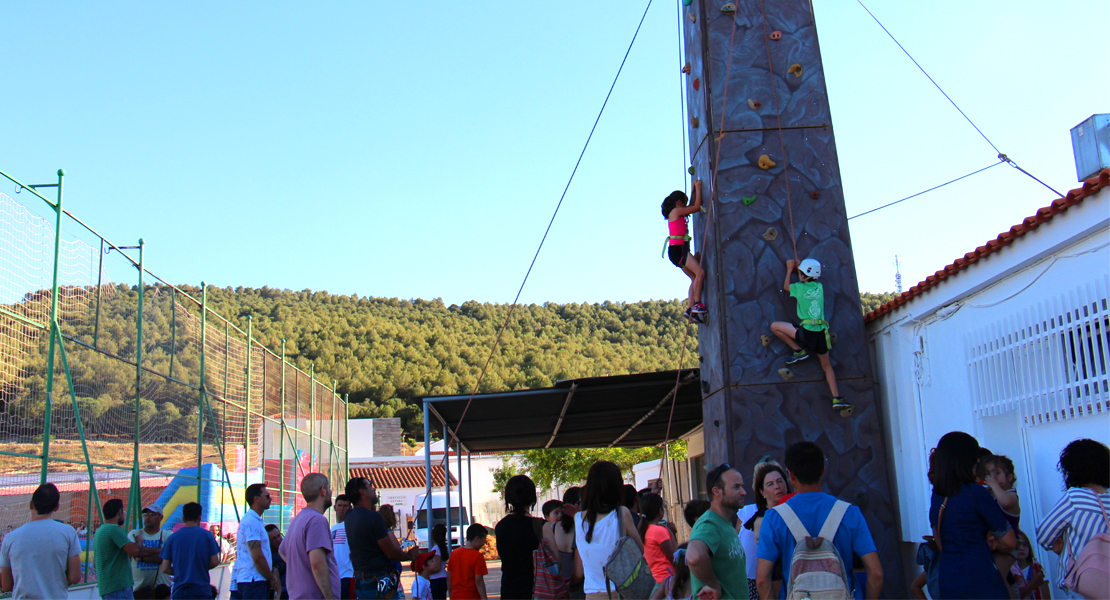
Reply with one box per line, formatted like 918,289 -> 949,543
801,318 -> 832,349
661,233 -> 692,257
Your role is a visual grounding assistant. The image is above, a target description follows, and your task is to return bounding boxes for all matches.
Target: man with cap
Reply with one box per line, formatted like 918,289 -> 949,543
409,551 -> 442,600
128,505 -> 172,592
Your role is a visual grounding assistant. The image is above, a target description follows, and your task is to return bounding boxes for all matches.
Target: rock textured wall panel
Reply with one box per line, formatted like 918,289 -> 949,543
681,0 -> 905,593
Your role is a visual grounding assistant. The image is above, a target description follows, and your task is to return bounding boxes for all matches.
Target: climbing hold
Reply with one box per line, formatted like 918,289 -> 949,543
761,335 -> 772,346
762,227 -> 778,242
690,115 -> 699,128
810,191 -> 820,199
770,31 -> 782,40
693,78 -> 700,90
688,10 -> 696,22
681,62 -> 691,74
747,99 -> 762,110
830,332 -> 838,345
758,154 -> 776,170
742,195 -> 756,206
683,0 -> 693,5
688,165 -> 696,175
721,2 -> 736,13
788,63 -> 803,77
778,367 -> 795,381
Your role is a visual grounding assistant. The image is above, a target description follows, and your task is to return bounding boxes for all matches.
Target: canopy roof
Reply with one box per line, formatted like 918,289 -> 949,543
422,369 -> 702,452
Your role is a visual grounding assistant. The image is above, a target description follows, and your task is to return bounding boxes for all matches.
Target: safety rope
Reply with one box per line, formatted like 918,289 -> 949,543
430,0 -> 658,483
759,0 -> 800,265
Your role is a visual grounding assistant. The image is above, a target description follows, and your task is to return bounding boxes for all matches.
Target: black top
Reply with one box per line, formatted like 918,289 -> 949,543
495,514 -> 544,599
345,507 -> 392,575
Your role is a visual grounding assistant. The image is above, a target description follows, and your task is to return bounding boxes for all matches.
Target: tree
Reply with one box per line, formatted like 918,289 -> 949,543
490,456 -> 520,498
516,442 -> 687,490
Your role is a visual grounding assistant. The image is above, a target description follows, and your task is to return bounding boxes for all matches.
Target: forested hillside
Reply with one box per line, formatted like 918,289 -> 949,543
1,285 -> 895,440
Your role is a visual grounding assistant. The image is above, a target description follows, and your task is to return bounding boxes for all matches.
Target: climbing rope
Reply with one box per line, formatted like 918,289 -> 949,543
759,0 -> 800,265
434,0 -> 657,474
848,160 -> 1004,220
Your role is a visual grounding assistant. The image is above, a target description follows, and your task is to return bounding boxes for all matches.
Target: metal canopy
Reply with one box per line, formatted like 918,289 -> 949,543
422,369 -> 702,452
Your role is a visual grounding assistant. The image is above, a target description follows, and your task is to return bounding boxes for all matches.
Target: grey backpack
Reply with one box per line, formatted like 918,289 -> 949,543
603,508 -> 655,599
774,501 -> 854,600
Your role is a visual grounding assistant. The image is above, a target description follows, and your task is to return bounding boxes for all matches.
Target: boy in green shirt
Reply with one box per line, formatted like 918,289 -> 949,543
769,258 -> 851,416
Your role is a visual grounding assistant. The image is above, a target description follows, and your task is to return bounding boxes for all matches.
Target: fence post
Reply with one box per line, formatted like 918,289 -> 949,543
246,316 -> 252,495
279,338 -> 287,531
344,393 -> 349,479
130,239 -> 145,528
309,363 -> 316,473
39,168 -> 64,484
197,282 -> 207,491
93,239 -> 104,349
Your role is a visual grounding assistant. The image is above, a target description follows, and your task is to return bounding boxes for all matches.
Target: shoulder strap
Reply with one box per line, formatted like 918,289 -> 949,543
772,504 -> 811,544
1088,489 -> 1110,531
818,501 -> 850,541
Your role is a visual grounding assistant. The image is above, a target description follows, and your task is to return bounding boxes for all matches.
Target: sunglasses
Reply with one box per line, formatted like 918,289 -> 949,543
706,463 -> 732,490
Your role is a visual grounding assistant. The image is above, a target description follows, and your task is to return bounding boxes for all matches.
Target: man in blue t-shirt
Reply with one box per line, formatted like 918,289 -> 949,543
160,502 -> 220,600
756,442 -> 883,600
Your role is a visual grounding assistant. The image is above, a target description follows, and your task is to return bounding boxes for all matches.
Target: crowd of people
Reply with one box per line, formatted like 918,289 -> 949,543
0,434 -> 1105,600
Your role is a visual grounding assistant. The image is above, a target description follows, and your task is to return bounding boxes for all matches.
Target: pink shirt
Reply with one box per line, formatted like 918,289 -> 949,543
667,218 -> 688,244
643,524 -> 675,583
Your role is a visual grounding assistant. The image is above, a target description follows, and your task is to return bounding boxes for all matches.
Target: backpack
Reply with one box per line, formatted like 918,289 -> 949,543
603,507 -> 656,600
774,500 -> 854,600
533,537 -> 569,600
1062,490 -> 1110,599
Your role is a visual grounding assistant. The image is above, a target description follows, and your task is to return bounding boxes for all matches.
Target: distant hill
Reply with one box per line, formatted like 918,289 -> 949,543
1,284 -> 895,440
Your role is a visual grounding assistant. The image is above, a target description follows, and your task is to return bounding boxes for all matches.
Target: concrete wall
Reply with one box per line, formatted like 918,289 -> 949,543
681,1 -> 903,593
868,190 -> 1109,588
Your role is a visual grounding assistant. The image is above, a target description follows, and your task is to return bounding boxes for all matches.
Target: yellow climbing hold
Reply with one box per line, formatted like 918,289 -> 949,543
761,335 -> 772,346
788,63 -> 803,77
758,154 -> 776,169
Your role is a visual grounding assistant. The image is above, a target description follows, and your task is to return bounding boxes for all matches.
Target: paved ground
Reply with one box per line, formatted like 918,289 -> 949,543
399,559 -> 503,598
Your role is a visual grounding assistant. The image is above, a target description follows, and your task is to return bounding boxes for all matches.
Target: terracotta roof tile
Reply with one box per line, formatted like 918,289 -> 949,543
864,169 -> 1110,323
349,466 -> 457,489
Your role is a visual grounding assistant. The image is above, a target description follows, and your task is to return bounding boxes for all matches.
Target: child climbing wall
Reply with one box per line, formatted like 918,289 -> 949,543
661,179 -> 707,322
769,258 -> 851,416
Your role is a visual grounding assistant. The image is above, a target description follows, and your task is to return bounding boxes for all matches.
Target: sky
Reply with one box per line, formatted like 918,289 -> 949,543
3,1 -> 1107,306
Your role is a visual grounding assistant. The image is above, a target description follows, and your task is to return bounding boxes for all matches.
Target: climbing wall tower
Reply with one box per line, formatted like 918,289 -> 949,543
681,1 -> 906,592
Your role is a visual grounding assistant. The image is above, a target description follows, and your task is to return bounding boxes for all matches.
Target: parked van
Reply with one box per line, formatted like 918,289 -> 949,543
414,492 -> 469,549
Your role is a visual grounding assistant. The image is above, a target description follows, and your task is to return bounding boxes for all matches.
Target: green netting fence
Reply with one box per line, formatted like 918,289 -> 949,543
0,168 -> 348,586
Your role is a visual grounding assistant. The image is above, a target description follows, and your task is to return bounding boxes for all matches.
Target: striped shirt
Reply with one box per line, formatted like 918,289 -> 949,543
1035,487 -> 1110,589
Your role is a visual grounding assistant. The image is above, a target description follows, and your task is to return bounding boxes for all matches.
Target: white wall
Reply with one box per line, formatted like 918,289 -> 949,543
347,419 -> 376,460
868,188 -> 1109,587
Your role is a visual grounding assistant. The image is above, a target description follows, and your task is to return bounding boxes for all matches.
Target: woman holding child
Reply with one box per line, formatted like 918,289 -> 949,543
929,431 -> 1016,599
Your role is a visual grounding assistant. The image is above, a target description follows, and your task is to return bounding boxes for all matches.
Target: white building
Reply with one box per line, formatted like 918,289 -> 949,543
866,169 -> 1109,585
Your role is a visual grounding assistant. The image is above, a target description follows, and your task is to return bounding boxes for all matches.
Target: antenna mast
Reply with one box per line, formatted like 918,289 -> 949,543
894,255 -> 903,294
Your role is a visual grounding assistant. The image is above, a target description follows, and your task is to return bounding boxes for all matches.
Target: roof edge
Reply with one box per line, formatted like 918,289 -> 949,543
864,169 -> 1110,324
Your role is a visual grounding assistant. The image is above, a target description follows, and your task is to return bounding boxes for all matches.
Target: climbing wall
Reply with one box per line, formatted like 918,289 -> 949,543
681,0 -> 906,593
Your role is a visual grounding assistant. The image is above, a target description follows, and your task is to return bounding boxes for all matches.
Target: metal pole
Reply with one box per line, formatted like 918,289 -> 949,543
197,282 -> 206,491
169,288 -> 177,379
309,364 -> 317,473
443,420 -> 451,547
343,393 -> 349,480
457,440 -> 463,528
279,339 -> 286,531
423,401 -> 432,544
130,239 -> 144,528
245,316 -> 252,494
467,451 -> 473,528
39,168 -> 64,484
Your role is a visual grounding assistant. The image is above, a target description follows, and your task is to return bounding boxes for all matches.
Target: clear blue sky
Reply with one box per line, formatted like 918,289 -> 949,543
3,1 -> 1106,305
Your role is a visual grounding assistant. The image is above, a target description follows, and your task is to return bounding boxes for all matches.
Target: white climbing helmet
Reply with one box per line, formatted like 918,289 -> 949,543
798,258 -> 822,279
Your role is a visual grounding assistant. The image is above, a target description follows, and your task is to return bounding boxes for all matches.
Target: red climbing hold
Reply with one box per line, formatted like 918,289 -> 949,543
693,78 -> 700,90
681,62 -> 691,74
770,31 -> 782,40
810,191 -> 820,199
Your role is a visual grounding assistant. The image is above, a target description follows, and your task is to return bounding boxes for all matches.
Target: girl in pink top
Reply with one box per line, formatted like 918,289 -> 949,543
637,493 -> 678,585
661,180 -> 707,321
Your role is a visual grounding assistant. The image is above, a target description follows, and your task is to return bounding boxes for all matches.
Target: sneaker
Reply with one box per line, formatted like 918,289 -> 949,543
785,349 -> 810,365
683,308 -> 703,323
832,397 -> 854,416
691,302 -> 708,314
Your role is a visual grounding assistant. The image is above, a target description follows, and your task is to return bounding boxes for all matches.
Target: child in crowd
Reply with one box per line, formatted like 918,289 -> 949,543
650,544 -> 691,600
661,180 -> 707,322
542,499 -> 564,527
447,524 -> 489,600
769,257 -> 849,415
978,454 -> 1022,596
410,551 -> 443,600
1010,531 -> 1051,600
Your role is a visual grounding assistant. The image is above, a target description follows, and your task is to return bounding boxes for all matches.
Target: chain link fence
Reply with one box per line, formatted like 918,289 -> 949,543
0,169 -> 348,586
